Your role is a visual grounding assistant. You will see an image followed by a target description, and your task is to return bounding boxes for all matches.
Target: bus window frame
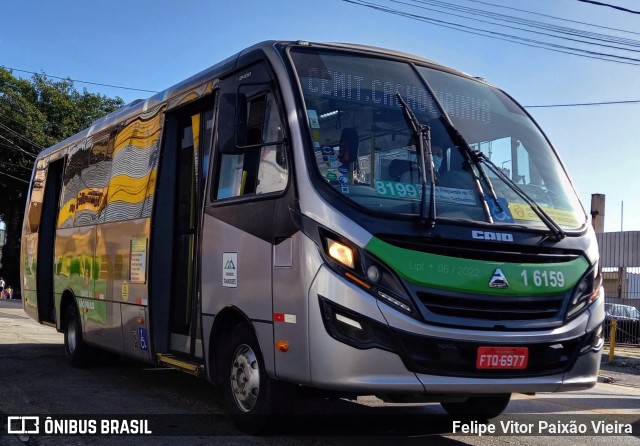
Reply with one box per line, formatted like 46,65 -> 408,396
210,81 -> 291,206
219,83 -> 286,154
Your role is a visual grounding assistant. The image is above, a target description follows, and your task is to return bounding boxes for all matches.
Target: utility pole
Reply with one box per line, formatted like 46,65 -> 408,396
590,193 -> 605,233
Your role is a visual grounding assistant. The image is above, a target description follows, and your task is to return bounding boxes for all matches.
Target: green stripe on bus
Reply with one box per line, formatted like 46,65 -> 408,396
365,237 -> 588,295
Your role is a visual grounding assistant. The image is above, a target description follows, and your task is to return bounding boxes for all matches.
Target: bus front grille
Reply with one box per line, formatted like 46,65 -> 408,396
415,291 -> 566,327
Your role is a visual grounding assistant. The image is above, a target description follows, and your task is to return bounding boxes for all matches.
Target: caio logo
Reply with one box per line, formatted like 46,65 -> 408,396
471,230 -> 514,242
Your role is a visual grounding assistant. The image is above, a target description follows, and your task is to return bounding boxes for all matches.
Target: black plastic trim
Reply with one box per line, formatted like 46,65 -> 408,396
318,295 -> 596,378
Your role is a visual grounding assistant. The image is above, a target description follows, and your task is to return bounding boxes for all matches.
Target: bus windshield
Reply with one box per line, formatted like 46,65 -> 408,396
290,48 -> 586,231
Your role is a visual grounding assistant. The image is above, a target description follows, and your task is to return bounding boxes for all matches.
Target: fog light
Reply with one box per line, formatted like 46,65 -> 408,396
367,265 -> 381,282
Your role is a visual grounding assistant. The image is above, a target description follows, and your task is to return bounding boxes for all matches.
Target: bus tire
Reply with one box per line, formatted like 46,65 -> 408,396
440,393 -> 511,419
222,323 -> 289,434
63,305 -> 92,367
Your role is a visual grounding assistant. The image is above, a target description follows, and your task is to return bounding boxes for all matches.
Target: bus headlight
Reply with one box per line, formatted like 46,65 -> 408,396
318,229 -> 417,317
326,237 -> 355,269
567,265 -> 602,320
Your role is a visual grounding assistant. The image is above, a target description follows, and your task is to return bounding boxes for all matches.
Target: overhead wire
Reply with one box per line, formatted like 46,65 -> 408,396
0,158 -> 34,172
1,65 -> 158,94
465,0 -> 640,35
341,0 -> 640,66
0,122 -> 44,150
405,0 -> 640,48
1,1 -> 638,117
577,0 -> 640,15
0,170 -> 30,184
339,0 -> 640,108
0,134 -> 37,159
525,99 -> 640,108
0,108 -> 34,128
394,0 -> 640,60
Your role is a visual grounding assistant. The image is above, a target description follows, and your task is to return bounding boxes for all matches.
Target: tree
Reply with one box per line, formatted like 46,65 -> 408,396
0,68 -> 124,290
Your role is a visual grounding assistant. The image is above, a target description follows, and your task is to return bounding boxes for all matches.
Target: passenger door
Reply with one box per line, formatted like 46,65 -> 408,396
170,108 -> 214,355
30,157 -> 64,324
150,99 -> 215,358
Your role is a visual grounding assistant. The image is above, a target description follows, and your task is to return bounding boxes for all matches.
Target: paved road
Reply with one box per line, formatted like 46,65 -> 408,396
0,299 -> 638,445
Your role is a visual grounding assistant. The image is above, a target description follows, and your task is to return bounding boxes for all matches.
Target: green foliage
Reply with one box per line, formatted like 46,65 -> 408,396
0,67 -> 124,286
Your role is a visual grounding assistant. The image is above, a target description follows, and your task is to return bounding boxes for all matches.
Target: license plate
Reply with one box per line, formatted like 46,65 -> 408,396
476,346 -> 529,369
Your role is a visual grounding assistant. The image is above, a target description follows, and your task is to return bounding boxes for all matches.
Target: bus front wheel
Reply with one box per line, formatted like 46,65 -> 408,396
440,393 -> 511,419
63,305 -> 92,367
222,323 -> 290,433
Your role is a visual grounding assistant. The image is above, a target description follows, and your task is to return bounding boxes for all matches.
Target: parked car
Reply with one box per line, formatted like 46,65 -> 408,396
604,303 -> 640,344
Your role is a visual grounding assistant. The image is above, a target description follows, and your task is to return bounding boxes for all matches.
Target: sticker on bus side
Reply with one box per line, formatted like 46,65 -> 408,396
139,328 -> 148,351
122,280 -> 129,302
223,253 -> 238,288
130,238 -> 148,284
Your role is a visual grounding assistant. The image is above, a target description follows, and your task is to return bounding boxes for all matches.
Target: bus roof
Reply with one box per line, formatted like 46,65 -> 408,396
36,40 -> 474,159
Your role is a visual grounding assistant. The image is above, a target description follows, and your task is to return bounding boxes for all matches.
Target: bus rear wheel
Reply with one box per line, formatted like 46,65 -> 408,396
63,305 -> 93,367
222,323 -> 290,433
440,393 -> 511,419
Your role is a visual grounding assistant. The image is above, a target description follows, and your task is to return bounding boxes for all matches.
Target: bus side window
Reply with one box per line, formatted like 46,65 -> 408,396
216,153 -> 245,199
255,93 -> 287,195
25,160 -> 47,233
58,141 -> 89,228
215,91 -> 287,199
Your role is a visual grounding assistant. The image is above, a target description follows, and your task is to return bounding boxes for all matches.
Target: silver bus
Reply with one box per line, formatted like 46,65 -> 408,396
21,40 -> 604,429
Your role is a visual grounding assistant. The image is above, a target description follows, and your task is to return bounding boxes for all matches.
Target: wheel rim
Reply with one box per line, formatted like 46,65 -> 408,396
67,314 -> 77,354
230,343 -> 260,412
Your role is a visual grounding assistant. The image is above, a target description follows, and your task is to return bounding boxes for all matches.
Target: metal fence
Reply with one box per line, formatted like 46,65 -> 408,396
596,231 -> 640,346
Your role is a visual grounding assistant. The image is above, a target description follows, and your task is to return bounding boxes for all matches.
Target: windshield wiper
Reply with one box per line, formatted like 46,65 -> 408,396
396,92 -> 436,228
472,150 -> 566,241
408,69 -> 564,240
424,97 -> 563,239
435,115 -> 506,223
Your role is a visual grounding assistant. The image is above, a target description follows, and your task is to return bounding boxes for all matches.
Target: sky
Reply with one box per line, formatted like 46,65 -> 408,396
1,0 -> 639,233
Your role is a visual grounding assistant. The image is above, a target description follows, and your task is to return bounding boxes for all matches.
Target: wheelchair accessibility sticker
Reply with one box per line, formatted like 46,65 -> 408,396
486,196 -> 514,223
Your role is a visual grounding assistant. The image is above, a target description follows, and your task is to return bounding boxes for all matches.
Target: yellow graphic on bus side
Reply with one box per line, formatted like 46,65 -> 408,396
114,112 -> 162,152
106,171 -> 158,204
56,107 -> 163,228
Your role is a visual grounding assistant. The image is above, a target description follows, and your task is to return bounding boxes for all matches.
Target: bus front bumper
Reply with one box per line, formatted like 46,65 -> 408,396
307,265 -> 604,396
